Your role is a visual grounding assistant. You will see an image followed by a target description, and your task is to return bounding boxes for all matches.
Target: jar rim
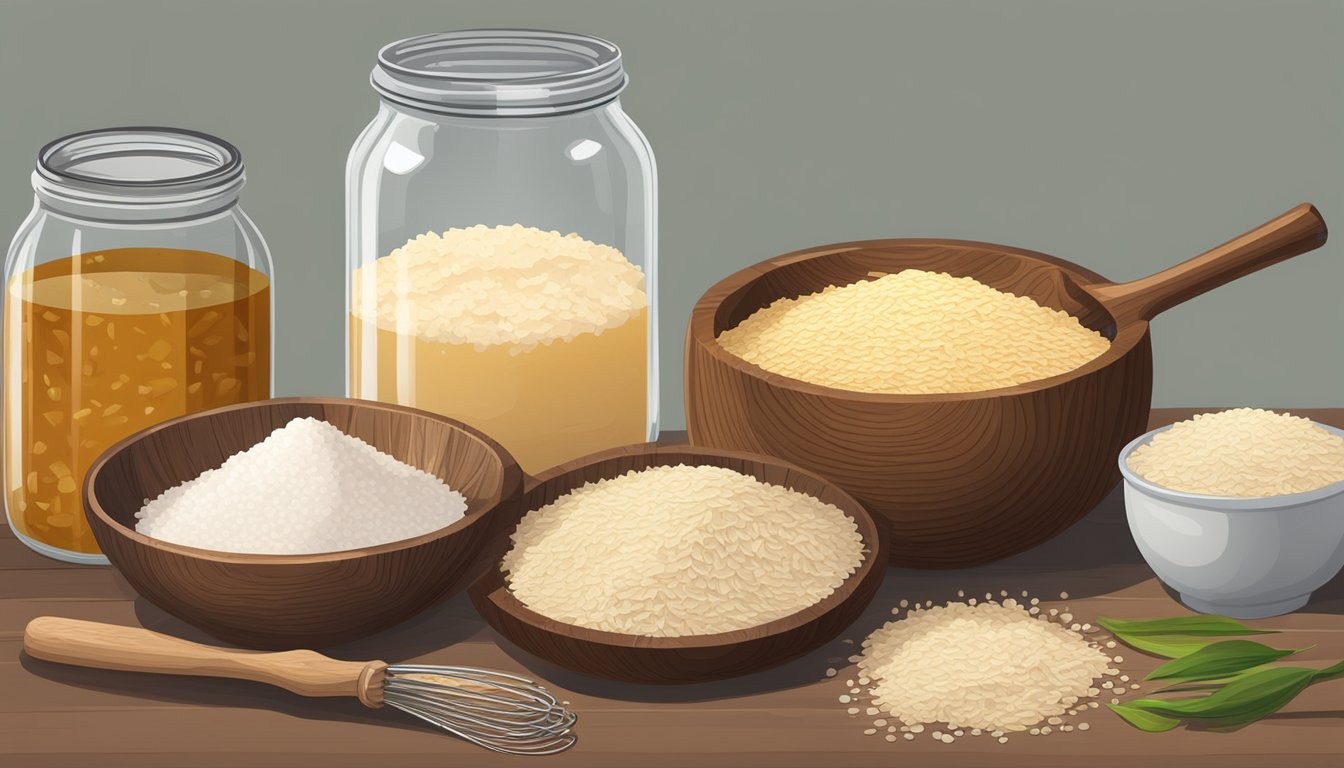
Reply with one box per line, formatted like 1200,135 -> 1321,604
33,127 -> 246,220
371,29 -> 628,117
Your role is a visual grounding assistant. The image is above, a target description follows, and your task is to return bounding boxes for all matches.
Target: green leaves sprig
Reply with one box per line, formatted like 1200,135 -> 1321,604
1098,615 -> 1342,733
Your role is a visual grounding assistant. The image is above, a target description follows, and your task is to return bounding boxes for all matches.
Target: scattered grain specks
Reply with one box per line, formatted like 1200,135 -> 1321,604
842,589 -> 1107,747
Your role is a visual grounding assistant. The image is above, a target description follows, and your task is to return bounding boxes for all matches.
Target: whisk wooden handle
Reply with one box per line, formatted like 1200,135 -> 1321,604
24,617 -> 389,708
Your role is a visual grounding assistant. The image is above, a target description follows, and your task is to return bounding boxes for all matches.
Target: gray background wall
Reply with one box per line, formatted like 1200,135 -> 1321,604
2,0 -> 1340,429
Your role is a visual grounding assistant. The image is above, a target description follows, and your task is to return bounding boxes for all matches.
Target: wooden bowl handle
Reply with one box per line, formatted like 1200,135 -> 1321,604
1085,203 -> 1327,323
23,616 -> 387,706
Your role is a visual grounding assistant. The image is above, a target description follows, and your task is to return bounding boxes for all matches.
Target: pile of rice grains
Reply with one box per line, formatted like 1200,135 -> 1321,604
833,590 -> 1134,746
351,223 -> 647,353
500,464 -> 866,637
717,269 -> 1111,394
1126,407 -> 1344,497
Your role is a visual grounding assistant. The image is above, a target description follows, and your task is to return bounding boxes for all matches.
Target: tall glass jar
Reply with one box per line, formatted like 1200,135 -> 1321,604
346,29 -> 657,475
3,127 -> 274,563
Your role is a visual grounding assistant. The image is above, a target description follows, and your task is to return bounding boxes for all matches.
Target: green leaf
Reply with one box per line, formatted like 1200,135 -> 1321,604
1316,660 -> 1344,682
1108,633 -> 1214,659
1126,667 -> 1318,727
1152,680 -> 1235,694
1109,702 -> 1180,732
1098,615 -> 1277,638
1146,640 -> 1305,683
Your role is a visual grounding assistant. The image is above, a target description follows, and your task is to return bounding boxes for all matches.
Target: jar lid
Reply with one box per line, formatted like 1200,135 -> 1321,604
371,29 -> 628,117
33,127 -> 246,220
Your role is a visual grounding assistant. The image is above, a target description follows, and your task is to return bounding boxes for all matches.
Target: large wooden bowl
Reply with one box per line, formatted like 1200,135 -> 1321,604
469,444 -> 887,683
84,397 -> 524,649
686,205 -> 1328,568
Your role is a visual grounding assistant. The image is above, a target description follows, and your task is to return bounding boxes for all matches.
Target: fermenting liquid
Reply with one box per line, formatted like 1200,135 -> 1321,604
4,248 -> 270,554
348,224 -> 647,474
350,308 -> 646,473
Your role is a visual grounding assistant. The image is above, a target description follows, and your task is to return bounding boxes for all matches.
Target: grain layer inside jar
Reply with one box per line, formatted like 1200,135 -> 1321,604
501,464 -> 866,637
350,225 -> 647,474
717,269 -> 1111,394
3,248 -> 270,554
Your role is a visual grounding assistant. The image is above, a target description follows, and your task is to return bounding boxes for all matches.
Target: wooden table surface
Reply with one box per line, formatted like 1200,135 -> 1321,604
3,409 -> 1342,768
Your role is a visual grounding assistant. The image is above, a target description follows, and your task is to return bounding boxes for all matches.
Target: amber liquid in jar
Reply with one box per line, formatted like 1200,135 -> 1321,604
3,248 -> 270,554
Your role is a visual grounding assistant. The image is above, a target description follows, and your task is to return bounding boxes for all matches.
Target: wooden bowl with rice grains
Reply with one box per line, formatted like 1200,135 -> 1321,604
84,397 -> 524,649
469,443 -> 887,683
686,204 -> 1328,568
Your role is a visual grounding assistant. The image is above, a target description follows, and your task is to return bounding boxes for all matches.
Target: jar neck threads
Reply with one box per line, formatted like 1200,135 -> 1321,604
371,29 -> 628,118
34,127 -> 246,222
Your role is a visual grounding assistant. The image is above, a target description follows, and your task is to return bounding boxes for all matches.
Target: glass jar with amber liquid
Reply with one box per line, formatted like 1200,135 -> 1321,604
3,128 -> 273,563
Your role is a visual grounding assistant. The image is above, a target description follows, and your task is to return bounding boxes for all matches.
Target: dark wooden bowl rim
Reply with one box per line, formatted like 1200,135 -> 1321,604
83,397 -> 523,566
477,443 -> 885,651
689,237 -> 1148,404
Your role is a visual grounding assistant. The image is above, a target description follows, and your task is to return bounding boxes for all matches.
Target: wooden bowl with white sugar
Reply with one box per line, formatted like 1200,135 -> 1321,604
469,443 -> 887,684
686,204 -> 1328,568
84,397 -> 524,649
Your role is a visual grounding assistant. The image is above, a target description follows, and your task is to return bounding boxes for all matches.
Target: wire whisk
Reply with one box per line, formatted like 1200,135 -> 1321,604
385,665 -> 576,754
23,617 -> 577,756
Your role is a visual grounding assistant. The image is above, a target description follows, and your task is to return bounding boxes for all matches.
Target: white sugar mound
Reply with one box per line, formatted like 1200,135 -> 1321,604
135,417 -> 468,554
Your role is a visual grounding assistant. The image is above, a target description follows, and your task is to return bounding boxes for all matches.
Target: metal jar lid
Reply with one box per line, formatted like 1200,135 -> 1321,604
370,29 -> 629,117
33,127 -> 246,221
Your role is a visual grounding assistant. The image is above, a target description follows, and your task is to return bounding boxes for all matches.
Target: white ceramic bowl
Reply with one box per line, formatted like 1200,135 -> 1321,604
1118,422 -> 1344,618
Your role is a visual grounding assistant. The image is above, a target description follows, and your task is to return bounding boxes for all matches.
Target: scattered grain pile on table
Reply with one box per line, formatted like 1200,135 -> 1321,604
501,464 -> 866,637
852,592 -> 1117,743
135,417 -> 468,554
717,269 -> 1110,394
1126,408 -> 1344,497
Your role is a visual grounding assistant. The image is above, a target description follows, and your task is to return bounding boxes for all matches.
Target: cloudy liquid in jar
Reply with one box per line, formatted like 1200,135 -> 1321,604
3,248 -> 270,554
348,225 -> 648,475
349,309 -> 646,474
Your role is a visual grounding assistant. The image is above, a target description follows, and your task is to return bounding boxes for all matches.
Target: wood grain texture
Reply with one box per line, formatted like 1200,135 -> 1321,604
4,412 -> 1343,768
686,209 -> 1328,568
82,397 -> 524,650
1086,204 -> 1327,322
469,443 -> 887,684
